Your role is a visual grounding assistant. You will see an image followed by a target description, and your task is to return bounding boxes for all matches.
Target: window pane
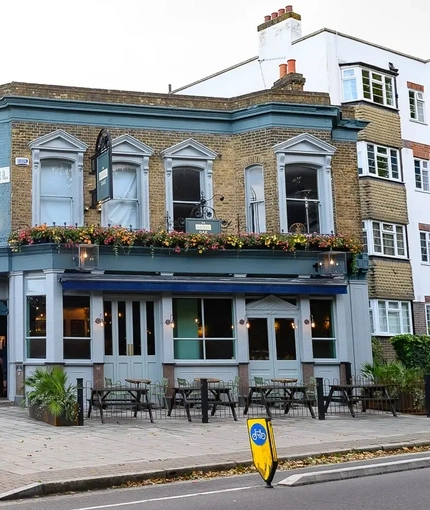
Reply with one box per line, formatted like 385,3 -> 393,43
104,301 -> 113,356
203,299 -> 233,338
146,301 -> 155,356
287,200 -> 320,233
312,340 -> 336,359
64,339 -> 91,359
173,202 -> 196,230
105,164 -> 138,228
118,301 -> 126,356
409,90 -> 417,118
376,154 -> 389,178
362,70 -> 371,99
367,144 -> 376,174
372,222 -> 382,252
396,226 -> 405,256
40,197 -> 72,226
132,301 -> 142,356
246,165 -> 266,233
41,160 -> 72,195
390,150 -> 399,179
415,160 -> 422,188
27,296 -> 46,337
382,232 -> 395,256
343,77 -> 358,101
247,318 -> 269,360
63,296 -> 90,337
378,301 -> 388,332
385,77 -> 394,106
310,300 -> 334,338
205,340 -> 235,360
285,166 -> 318,199
401,303 -> 410,333
174,340 -> 203,360
27,338 -> 46,359
173,167 -> 201,202
274,318 -> 296,360
388,310 -> 401,334
421,232 -> 428,262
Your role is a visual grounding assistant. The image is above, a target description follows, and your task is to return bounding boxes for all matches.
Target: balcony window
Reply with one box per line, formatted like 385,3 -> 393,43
364,220 -> 407,258
341,67 -> 395,108
371,300 -> 412,336
357,142 -> 400,181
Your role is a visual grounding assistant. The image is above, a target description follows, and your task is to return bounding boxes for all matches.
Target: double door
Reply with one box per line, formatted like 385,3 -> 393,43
247,315 -> 300,381
103,299 -> 159,384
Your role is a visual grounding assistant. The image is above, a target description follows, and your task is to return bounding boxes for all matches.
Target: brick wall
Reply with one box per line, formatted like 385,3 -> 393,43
359,178 -> 408,224
413,301 -> 428,335
0,122 -> 11,242
9,120 -> 362,240
403,140 -> 430,160
354,104 -> 402,148
367,258 -> 414,300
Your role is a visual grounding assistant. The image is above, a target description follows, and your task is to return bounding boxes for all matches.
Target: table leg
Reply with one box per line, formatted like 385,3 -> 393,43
167,391 -> 175,417
210,390 -> 218,416
87,391 -> 94,418
324,387 -> 335,412
145,392 -> 154,423
344,389 -> 355,418
283,389 -> 292,415
98,393 -> 104,424
182,390 -> 192,422
243,389 -> 253,415
303,389 -> 316,418
261,390 -> 273,419
225,390 -> 237,421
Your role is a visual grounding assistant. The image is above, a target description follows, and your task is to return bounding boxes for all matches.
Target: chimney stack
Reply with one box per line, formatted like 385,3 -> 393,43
272,59 -> 306,92
258,6 -> 303,60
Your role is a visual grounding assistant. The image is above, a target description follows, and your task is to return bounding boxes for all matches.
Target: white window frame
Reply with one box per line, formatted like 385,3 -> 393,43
364,219 -> 408,259
245,164 -> 266,233
161,139 -> 217,231
310,298 -> 337,360
420,230 -> 430,264
414,159 -> 430,192
29,130 -> 88,226
341,66 -> 395,108
101,135 -> 153,230
357,141 -> 401,181
409,89 -> 425,123
370,299 -> 412,336
274,133 -> 336,234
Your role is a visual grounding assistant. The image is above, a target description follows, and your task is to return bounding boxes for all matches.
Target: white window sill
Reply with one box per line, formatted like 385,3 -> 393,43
373,332 -> 412,337
369,252 -> 409,260
415,188 -> 430,194
409,118 -> 427,126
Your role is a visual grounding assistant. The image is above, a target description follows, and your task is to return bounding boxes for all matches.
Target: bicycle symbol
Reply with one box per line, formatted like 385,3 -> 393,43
250,424 -> 267,446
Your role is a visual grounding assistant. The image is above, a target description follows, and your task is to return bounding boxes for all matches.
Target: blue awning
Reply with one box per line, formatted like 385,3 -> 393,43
59,275 -> 348,295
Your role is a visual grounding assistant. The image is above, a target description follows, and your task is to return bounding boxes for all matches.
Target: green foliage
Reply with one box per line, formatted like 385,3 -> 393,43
24,366 -> 78,421
390,334 -> 430,372
361,360 -> 424,396
371,336 -> 385,364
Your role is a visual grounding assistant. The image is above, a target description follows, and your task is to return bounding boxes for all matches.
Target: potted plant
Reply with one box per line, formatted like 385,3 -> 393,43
24,366 -> 79,426
361,361 -> 425,414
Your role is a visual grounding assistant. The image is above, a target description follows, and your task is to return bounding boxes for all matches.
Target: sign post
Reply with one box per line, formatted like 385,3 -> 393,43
247,417 -> 278,488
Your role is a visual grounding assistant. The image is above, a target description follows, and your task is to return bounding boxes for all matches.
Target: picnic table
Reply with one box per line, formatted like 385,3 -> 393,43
324,384 -> 398,417
167,381 -> 237,422
243,383 -> 316,419
87,385 -> 154,423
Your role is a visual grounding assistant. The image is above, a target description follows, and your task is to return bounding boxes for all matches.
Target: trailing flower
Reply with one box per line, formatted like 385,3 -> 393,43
8,225 -> 363,254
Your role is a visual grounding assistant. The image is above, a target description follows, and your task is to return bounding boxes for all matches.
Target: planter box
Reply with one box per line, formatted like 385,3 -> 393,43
28,405 -> 78,426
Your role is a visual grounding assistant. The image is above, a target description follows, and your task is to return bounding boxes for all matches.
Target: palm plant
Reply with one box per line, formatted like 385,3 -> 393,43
24,366 -> 78,421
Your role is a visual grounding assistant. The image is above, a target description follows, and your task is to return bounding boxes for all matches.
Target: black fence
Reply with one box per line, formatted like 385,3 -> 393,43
75,375 -> 430,424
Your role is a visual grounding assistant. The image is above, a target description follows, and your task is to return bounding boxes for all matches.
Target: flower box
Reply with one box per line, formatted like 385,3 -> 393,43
28,404 -> 78,426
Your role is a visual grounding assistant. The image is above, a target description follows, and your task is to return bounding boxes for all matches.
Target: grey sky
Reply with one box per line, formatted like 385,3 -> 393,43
1,0 -> 427,93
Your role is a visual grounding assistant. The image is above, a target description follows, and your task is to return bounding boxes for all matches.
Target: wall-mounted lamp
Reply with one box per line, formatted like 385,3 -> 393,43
94,314 -> 104,326
310,315 -> 316,328
316,251 -> 347,277
165,315 -> 175,328
239,318 -> 250,328
74,244 -> 99,271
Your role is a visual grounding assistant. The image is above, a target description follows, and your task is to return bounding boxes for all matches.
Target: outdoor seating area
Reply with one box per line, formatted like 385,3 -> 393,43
78,375 -> 414,424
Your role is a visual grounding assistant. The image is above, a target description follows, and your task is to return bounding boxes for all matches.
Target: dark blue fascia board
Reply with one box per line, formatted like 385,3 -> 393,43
0,96 -> 356,136
61,279 -> 347,295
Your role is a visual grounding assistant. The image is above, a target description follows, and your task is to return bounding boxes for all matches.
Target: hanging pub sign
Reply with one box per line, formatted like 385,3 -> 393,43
91,128 -> 113,204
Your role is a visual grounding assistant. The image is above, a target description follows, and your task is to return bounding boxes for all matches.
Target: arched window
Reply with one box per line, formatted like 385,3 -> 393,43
245,165 -> 266,233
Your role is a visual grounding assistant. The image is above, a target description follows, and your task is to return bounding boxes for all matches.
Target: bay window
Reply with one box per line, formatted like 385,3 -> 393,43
370,300 -> 412,335
341,66 -> 395,108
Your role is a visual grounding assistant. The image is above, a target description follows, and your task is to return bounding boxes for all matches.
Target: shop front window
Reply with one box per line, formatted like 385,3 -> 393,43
63,296 -> 91,359
173,298 -> 235,360
26,296 -> 46,359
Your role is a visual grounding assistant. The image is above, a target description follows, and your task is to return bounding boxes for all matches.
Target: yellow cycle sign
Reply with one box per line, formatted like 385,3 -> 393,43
247,417 -> 278,487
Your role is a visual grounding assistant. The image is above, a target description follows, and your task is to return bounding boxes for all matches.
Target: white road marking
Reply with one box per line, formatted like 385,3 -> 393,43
72,486 -> 253,510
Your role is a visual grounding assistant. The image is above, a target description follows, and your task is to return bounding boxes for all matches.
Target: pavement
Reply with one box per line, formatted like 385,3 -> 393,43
0,404 -> 430,501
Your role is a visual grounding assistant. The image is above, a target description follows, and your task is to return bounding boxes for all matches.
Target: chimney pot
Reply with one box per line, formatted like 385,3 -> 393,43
278,8 -> 285,15
264,15 -> 271,22
287,59 -> 296,74
279,64 -> 288,78
271,12 -> 278,19
285,5 -> 293,12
